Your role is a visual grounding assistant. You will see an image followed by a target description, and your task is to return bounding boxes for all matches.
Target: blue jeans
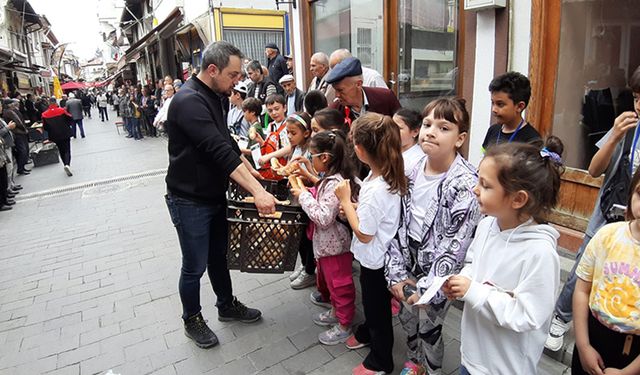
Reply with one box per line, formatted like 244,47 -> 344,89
72,119 -> 85,138
553,233 -> 593,323
130,118 -> 142,139
165,193 -> 233,320
460,366 -> 471,375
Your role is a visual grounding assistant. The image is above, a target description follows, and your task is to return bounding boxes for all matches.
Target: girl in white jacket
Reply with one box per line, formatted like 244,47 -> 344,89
443,137 -> 565,375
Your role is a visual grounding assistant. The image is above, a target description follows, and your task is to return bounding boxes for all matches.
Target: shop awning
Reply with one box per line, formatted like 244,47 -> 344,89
123,7 -> 183,63
60,81 -> 87,91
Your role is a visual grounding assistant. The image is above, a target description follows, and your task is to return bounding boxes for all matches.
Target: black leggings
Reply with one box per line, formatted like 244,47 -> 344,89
298,231 -> 315,275
572,313 -> 640,374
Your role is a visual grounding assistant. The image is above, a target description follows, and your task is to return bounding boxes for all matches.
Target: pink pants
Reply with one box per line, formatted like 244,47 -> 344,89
316,252 -> 356,326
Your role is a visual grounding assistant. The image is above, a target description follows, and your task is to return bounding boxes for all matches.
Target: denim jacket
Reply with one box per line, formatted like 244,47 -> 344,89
385,153 -> 482,304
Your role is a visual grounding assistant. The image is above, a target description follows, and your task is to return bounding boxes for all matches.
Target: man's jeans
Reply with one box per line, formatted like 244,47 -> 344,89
553,233 -> 593,323
165,193 -> 233,320
72,119 -> 85,138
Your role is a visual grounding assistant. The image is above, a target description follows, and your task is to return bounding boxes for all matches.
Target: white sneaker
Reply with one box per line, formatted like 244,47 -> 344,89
545,315 -> 571,351
290,271 -> 316,290
289,264 -> 304,281
64,165 -> 73,176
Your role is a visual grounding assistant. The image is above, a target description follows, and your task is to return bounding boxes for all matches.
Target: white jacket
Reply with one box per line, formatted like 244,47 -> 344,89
459,217 -> 560,375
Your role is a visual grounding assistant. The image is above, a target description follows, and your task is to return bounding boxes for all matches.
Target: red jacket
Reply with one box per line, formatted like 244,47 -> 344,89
42,104 -> 73,141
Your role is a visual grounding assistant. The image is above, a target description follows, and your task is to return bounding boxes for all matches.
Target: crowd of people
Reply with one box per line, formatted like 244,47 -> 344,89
162,41 -> 640,375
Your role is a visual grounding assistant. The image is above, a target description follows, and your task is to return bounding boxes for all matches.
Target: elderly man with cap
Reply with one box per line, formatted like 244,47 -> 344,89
41,97 -> 74,176
265,42 -> 288,85
279,74 -> 305,116
327,57 -> 401,126
284,54 -> 294,75
227,82 -> 250,136
2,98 -> 30,175
329,49 -> 387,88
308,52 -> 335,102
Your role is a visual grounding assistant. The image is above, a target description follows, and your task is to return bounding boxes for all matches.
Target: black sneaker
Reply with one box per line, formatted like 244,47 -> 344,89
184,312 -> 219,348
218,297 -> 262,323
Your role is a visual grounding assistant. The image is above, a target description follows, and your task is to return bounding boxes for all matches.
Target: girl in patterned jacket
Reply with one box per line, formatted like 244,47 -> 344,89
386,98 -> 482,375
291,130 -> 360,346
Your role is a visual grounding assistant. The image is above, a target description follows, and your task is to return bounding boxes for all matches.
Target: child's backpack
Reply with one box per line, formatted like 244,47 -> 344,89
259,121 -> 288,180
600,129 -> 635,222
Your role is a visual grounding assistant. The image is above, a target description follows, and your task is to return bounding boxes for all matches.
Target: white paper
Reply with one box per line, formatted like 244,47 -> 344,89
250,143 -> 262,170
237,137 -> 248,150
414,276 -> 450,305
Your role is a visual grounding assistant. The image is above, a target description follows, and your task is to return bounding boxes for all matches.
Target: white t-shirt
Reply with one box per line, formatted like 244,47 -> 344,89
351,174 -> 401,270
409,159 -> 444,239
403,143 -> 424,176
596,126 -> 640,174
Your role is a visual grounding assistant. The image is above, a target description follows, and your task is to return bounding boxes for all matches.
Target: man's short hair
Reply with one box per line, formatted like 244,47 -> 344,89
247,60 -> 262,73
488,71 -> 531,107
49,97 -> 57,104
265,94 -> 286,106
242,97 -> 262,116
311,52 -> 329,66
303,90 -> 328,117
200,41 -> 243,72
630,65 -> 640,93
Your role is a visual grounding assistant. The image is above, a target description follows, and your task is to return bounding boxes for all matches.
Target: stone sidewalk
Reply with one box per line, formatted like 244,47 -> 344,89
0,110 -> 570,374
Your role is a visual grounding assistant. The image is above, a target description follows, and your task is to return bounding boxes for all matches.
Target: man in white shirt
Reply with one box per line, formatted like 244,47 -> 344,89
329,49 -> 387,88
279,75 -> 304,116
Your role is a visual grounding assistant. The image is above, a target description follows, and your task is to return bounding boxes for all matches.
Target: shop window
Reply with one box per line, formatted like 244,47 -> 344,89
397,0 -> 458,111
224,29 -> 284,67
552,1 -> 639,170
311,0 -> 384,73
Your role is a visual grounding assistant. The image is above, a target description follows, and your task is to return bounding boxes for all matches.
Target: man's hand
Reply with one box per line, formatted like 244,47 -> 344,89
444,275 -> 471,299
253,190 -> 276,215
251,169 -> 263,180
7,121 -> 16,130
611,111 -> 639,143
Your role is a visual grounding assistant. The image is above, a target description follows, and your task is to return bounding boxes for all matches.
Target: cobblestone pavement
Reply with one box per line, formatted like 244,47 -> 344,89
0,109 -> 570,374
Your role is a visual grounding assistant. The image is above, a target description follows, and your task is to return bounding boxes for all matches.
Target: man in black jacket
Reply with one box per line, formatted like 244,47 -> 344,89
41,97 -> 73,176
165,41 -> 276,349
246,60 -> 279,104
265,42 -> 288,85
2,99 -> 30,175
279,74 -> 304,115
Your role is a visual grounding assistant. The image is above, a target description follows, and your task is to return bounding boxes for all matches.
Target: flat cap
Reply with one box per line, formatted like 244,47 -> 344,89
265,43 -> 279,50
325,57 -> 362,84
278,74 -> 294,84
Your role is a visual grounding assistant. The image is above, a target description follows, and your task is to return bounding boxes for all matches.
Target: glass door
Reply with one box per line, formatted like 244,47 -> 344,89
396,0 -> 459,111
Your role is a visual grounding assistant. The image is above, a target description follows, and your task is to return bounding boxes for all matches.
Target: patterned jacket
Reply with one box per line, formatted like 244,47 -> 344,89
298,174 -> 352,258
385,153 -> 482,304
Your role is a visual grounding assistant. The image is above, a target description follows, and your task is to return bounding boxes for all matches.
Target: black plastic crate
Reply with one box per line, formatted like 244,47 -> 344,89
227,202 -> 307,273
227,179 -> 289,202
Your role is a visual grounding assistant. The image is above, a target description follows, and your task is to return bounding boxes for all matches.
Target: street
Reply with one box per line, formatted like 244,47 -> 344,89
0,109 -> 569,375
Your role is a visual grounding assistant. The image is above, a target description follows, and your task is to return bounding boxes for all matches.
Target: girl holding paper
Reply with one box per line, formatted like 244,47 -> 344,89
385,98 -> 481,375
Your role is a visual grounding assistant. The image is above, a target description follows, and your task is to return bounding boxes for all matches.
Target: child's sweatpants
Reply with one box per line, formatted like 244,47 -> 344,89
354,265 -> 394,373
316,252 -> 355,326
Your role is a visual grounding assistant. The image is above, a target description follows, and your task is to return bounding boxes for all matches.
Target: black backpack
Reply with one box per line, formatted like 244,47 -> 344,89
600,130 -> 635,222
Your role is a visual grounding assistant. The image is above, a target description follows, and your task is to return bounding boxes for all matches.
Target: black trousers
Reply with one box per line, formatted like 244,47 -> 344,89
572,313 -> 640,374
0,164 -> 7,204
83,106 -> 91,118
354,265 -> 394,373
13,134 -> 28,173
298,232 -> 316,275
99,107 -> 109,121
54,138 -> 71,166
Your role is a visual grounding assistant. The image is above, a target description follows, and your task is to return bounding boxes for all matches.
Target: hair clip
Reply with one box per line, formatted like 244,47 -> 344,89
540,147 -> 562,164
327,131 -> 337,139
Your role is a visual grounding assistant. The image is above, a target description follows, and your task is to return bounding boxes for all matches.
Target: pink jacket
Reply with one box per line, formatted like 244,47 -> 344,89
298,174 -> 352,259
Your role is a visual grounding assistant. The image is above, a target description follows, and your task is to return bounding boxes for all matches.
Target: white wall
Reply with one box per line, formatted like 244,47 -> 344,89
509,0 -> 531,74
468,10 -> 496,167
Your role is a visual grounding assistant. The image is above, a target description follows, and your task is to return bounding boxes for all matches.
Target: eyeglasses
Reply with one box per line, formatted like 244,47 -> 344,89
310,152 -> 332,158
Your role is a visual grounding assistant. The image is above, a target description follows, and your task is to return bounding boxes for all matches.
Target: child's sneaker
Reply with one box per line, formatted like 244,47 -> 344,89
310,290 -> 332,308
352,363 -> 386,375
313,309 -> 338,326
400,361 -> 425,375
319,324 -> 351,345
345,334 -> 369,349
290,271 -> 316,289
544,314 -> 571,351
289,264 -> 304,281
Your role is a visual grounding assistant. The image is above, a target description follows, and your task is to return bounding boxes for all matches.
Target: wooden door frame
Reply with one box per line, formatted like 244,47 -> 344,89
527,0 -> 561,137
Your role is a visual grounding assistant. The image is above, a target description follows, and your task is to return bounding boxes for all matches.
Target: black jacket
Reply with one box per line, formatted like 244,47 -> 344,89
267,53 -> 288,85
2,108 -> 28,135
165,76 -> 242,204
290,88 -> 305,112
41,104 -> 73,141
247,76 -> 280,104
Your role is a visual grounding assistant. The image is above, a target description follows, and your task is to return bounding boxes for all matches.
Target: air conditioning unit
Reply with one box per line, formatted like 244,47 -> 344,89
464,0 -> 506,11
